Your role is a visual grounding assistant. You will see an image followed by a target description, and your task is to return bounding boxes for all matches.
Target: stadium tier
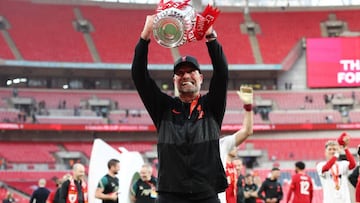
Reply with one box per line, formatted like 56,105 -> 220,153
0,88 -> 358,125
0,0 -> 92,62
1,1 -> 360,203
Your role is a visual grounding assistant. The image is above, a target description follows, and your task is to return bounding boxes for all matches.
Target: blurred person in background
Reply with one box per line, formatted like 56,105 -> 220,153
3,192 -> 15,203
257,168 -> 283,203
47,174 -> 71,203
95,159 -> 120,203
130,164 -> 157,203
244,174 -> 258,203
286,161 -> 313,203
30,178 -> 50,203
218,85 -> 254,203
59,163 -> 87,203
316,133 -> 356,203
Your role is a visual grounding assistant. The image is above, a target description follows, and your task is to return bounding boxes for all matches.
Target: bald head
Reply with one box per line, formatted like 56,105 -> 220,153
72,163 -> 85,181
38,178 -> 46,187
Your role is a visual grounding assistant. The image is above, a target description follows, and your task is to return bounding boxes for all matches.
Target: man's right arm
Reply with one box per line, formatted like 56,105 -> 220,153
131,15 -> 170,126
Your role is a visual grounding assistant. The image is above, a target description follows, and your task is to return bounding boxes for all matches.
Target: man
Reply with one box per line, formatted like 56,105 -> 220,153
244,174 -> 258,203
48,174 -> 71,203
95,159 -> 120,203
257,168 -> 283,203
130,164 -> 157,203
286,161 -> 313,203
132,14 -> 228,202
30,178 -> 50,203
316,132 -> 356,203
218,86 -> 254,203
59,163 -> 87,203
234,158 -> 246,203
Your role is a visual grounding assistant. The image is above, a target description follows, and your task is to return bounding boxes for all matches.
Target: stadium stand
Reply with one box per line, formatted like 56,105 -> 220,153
1,1 -> 360,202
0,0 -> 92,62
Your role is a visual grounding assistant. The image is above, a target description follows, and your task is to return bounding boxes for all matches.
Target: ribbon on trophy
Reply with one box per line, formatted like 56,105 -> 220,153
156,0 -> 191,11
153,0 -> 220,48
187,4 -> 220,42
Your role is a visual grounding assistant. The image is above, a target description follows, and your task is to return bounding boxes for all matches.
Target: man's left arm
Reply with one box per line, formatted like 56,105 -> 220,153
205,28 -> 229,125
338,132 -> 356,170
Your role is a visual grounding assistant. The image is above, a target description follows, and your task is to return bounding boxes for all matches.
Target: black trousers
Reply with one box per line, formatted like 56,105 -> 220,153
156,193 -> 220,203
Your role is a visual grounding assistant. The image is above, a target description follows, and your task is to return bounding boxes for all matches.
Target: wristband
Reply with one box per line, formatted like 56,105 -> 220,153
243,104 -> 252,112
205,30 -> 217,41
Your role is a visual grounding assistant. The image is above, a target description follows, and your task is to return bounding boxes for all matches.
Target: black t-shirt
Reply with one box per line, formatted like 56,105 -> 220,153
244,183 -> 258,203
131,177 -> 157,203
237,174 -> 245,203
97,174 -> 119,203
349,165 -> 359,187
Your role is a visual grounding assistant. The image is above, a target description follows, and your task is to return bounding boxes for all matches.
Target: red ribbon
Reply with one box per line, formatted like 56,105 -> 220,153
156,0 -> 191,12
190,4 -> 220,41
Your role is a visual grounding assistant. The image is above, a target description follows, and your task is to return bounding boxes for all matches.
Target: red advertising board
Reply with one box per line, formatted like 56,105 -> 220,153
1,123 -> 360,132
307,37 -> 360,88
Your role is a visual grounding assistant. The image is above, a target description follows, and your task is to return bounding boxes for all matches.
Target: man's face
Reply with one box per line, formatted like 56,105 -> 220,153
272,170 -> 281,179
325,144 -> 339,160
245,176 -> 253,185
140,167 -> 151,181
74,165 -> 85,180
173,66 -> 203,95
111,163 -> 120,175
233,159 -> 243,175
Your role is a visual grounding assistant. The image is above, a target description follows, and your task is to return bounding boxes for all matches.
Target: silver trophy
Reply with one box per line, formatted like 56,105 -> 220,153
153,3 -> 196,48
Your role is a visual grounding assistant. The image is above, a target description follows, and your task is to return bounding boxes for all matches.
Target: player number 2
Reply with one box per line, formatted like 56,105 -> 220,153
300,180 -> 310,195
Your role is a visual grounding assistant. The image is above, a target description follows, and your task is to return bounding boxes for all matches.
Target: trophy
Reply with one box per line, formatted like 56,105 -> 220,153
153,0 -> 220,48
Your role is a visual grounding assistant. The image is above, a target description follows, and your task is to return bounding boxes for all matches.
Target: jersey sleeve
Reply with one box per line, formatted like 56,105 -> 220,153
97,176 -> 108,189
219,134 -> 236,167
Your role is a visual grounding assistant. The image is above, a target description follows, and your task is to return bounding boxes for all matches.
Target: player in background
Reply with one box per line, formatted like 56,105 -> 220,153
218,85 -> 254,203
286,161 -> 313,203
316,132 -> 356,203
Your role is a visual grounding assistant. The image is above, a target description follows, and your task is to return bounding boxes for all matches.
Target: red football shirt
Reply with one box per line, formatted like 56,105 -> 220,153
225,162 -> 237,203
286,173 -> 313,203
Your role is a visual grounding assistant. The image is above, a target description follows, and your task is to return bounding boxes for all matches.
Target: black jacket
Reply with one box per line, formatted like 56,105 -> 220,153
257,178 -> 283,203
132,38 -> 228,199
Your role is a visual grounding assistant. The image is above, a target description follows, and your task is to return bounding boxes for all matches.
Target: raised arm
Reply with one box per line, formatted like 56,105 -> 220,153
206,27 -> 229,126
131,15 -> 171,126
234,86 -> 254,146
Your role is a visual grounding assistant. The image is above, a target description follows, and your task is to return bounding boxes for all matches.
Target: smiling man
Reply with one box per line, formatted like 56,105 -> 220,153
131,15 -> 229,203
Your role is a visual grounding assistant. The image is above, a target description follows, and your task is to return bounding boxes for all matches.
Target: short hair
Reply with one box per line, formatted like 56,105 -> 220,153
325,140 -> 338,149
107,158 -> 120,169
245,173 -> 252,178
295,161 -> 305,170
271,167 -> 280,171
141,163 -> 152,173
38,178 -> 46,187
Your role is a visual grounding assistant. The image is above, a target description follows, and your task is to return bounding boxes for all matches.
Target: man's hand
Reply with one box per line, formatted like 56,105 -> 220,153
337,132 -> 350,148
109,192 -> 118,201
237,85 -> 253,105
141,15 -> 156,40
